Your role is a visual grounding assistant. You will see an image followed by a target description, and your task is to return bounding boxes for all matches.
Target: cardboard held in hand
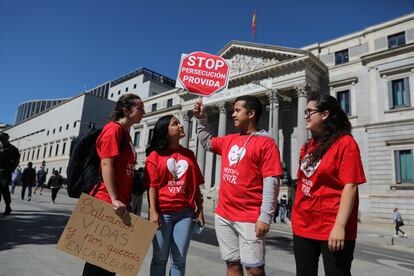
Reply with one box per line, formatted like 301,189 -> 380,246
57,193 -> 157,276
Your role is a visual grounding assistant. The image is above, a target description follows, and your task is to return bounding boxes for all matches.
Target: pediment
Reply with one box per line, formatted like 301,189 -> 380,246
218,41 -> 309,78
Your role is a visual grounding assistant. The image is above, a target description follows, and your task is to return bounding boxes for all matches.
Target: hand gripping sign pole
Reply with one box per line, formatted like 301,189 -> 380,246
176,51 -> 230,97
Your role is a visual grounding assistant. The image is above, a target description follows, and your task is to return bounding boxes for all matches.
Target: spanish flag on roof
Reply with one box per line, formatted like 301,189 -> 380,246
252,9 -> 257,39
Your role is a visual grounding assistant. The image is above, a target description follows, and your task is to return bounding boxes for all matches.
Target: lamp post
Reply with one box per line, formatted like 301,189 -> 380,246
252,80 -> 279,146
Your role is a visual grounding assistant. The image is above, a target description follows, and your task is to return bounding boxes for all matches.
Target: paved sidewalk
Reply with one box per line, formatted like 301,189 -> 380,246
1,187 -> 414,276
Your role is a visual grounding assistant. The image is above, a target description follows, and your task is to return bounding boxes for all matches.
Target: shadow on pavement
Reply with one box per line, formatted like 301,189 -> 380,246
0,209 -> 70,251
266,235 -> 294,253
191,227 -> 219,247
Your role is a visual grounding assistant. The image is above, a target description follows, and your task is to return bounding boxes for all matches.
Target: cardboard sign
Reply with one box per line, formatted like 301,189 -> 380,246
176,51 -> 230,97
57,193 -> 157,276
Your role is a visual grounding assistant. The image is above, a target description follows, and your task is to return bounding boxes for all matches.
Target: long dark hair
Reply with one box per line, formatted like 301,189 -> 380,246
110,93 -> 141,121
304,93 -> 351,168
145,115 -> 174,156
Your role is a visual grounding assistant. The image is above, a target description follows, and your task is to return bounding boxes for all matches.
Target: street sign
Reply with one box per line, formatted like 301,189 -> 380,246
177,51 -> 230,97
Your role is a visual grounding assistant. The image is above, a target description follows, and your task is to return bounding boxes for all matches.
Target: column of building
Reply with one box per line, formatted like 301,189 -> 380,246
214,102 -> 227,188
180,111 -> 190,148
295,83 -> 309,152
266,89 -> 279,145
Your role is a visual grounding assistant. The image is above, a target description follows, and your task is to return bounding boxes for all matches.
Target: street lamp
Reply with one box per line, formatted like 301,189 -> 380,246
251,80 -> 280,145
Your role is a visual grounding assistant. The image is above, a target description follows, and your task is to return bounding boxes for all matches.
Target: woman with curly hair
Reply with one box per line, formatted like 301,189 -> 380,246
292,93 -> 366,276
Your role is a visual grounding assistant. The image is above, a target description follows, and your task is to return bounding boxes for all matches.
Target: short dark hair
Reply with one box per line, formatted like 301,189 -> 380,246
235,95 -> 263,123
0,132 -> 9,140
28,162 -> 33,167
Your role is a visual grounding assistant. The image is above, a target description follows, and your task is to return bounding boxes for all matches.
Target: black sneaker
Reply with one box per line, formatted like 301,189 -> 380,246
3,207 -> 11,216
27,197 -> 31,201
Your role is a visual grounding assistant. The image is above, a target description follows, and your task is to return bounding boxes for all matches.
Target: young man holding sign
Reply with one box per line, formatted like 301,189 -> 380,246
193,96 -> 282,276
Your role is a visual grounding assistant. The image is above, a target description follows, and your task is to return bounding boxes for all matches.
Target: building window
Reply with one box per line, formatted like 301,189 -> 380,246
133,84 -> 137,89
53,129 -> 55,134
335,49 -> 349,65
167,98 -> 173,107
111,93 -> 114,98
43,147 -> 47,158
118,90 -> 121,95
49,146 -> 53,157
148,129 -> 154,145
394,150 -> 413,183
73,121 -> 77,128
59,126 -> 62,132
337,90 -> 351,115
22,151 -> 26,161
62,142 -> 66,155
47,130 -> 49,136
389,78 -> 410,109
134,131 -> 141,146
31,150 -> 35,160
36,148 -> 40,160
151,103 -> 157,112
55,144 -> 59,156
66,124 -> 69,130
388,32 -> 406,49
125,87 -> 129,92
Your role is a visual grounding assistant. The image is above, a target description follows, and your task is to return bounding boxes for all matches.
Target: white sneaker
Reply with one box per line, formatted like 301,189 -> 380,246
394,234 -> 399,237
404,233 -> 408,238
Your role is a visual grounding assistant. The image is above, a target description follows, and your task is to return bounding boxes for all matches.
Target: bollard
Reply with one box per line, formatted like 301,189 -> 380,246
391,237 -> 394,246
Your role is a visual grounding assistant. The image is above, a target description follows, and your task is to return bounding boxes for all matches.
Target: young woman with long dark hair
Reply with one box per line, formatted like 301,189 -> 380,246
145,114 -> 204,276
292,93 -> 366,276
83,93 -> 145,276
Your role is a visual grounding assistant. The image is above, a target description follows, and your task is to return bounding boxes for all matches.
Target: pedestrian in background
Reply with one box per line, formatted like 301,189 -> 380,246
48,170 -> 63,204
292,94 -> 366,276
10,167 -> 22,194
279,194 -> 287,223
34,166 -> 47,195
82,93 -> 145,276
131,167 -> 145,216
0,132 -> 20,215
393,208 -> 407,238
146,115 -> 204,276
21,162 -> 36,201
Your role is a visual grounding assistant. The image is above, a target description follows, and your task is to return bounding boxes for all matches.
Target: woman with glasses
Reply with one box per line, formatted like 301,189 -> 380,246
292,93 -> 366,276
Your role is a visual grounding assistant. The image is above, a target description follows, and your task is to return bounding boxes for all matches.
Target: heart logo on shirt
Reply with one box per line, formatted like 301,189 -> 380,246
300,154 -> 321,178
228,145 -> 246,167
167,158 -> 189,180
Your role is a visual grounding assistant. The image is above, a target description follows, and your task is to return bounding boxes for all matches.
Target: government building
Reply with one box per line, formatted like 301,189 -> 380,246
3,13 -> 414,224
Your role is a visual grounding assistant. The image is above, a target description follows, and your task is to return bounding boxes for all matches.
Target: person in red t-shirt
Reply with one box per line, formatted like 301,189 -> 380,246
83,93 -> 145,276
145,115 -> 204,276
194,95 -> 283,276
292,93 -> 366,276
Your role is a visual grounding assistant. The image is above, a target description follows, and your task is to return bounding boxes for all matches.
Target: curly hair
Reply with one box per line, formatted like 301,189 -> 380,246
303,93 -> 352,168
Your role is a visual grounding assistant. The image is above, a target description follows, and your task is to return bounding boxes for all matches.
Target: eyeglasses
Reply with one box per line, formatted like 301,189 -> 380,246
304,108 -> 320,118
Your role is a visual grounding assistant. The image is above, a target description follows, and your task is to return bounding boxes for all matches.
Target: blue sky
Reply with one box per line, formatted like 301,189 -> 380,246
1,0 -> 413,125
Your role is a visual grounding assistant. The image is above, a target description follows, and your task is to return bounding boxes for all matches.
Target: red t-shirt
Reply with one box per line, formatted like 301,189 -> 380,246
292,135 -> 366,241
93,121 -> 136,205
145,146 -> 204,214
212,133 -> 283,223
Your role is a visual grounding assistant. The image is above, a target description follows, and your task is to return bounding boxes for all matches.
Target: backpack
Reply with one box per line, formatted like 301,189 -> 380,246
66,125 -> 126,198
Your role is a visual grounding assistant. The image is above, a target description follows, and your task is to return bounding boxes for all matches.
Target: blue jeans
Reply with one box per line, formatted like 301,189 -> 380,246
279,206 -> 286,222
150,207 -> 194,276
